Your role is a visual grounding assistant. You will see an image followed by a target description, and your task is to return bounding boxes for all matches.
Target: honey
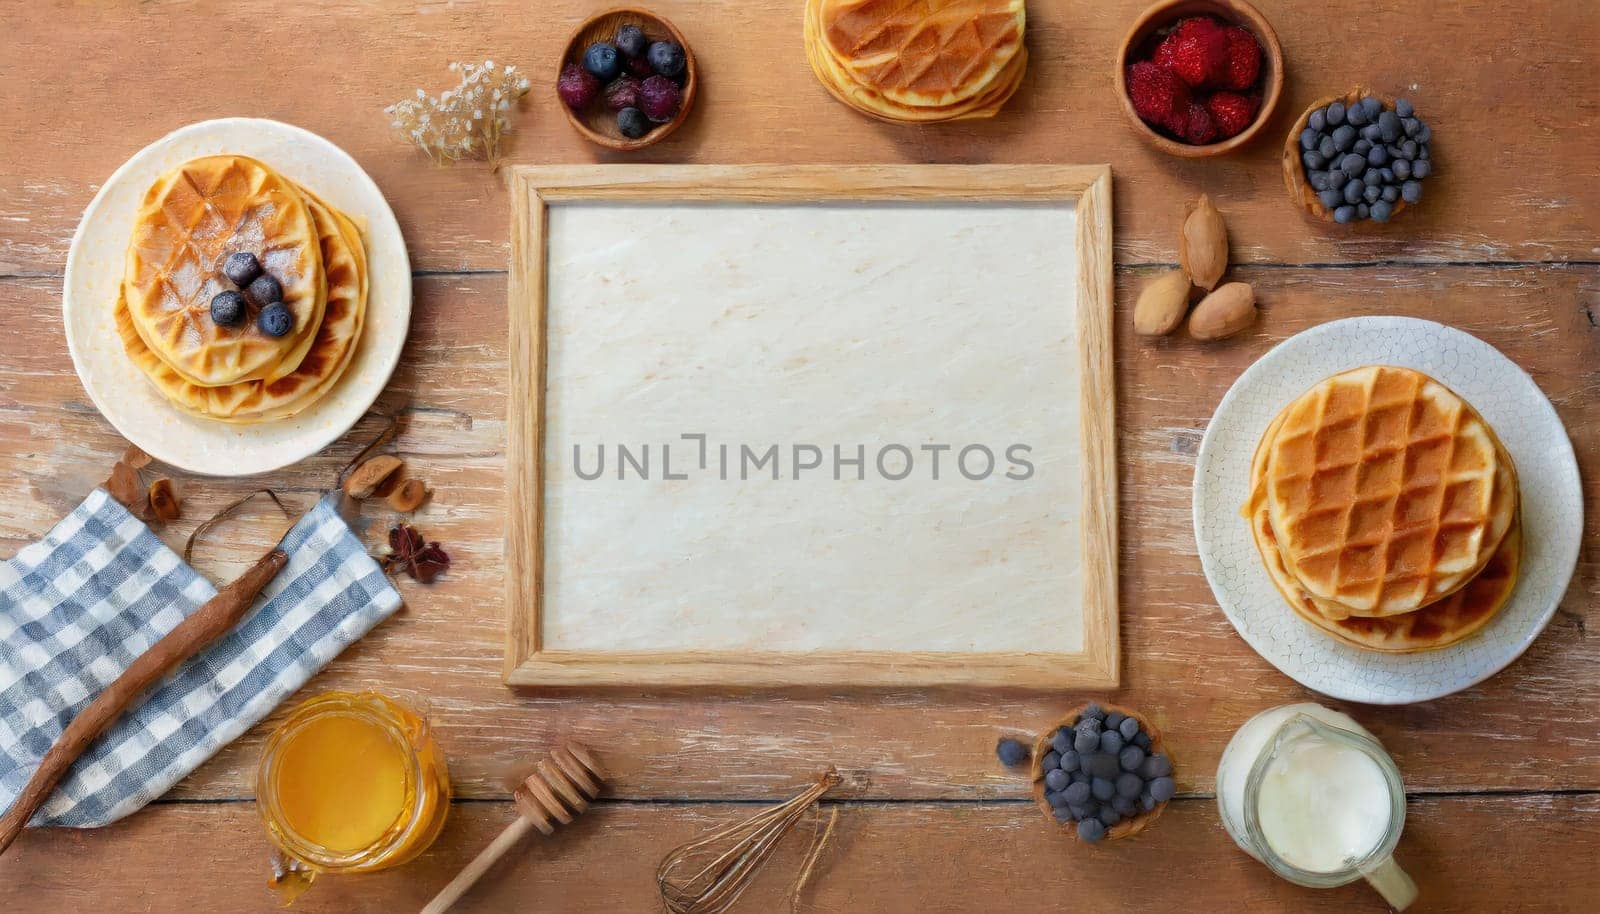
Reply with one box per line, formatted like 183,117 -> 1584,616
257,692 -> 449,881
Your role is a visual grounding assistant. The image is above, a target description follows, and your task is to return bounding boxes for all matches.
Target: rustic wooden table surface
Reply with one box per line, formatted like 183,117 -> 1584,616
2,1 -> 1597,911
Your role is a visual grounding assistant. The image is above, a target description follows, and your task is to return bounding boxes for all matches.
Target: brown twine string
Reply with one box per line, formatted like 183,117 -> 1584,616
788,806 -> 840,913
657,768 -> 841,914
183,490 -> 289,566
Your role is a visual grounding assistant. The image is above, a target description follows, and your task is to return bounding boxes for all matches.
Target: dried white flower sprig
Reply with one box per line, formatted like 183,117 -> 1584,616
385,61 -> 532,165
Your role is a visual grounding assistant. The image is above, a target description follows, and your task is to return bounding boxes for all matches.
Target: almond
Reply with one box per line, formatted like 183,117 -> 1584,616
1134,269 -> 1194,336
148,478 -> 181,522
387,478 -> 430,513
1179,194 -> 1228,291
343,455 -> 404,499
1188,282 -> 1256,340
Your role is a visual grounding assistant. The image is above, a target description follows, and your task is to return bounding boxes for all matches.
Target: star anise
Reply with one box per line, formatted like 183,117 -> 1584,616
382,523 -> 451,583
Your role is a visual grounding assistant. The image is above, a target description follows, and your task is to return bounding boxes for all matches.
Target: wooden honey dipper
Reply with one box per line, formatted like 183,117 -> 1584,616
422,743 -> 606,914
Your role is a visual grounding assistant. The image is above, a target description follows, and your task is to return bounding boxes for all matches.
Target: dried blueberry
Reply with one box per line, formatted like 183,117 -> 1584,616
615,24 -> 648,58
247,273 -> 282,305
617,107 -> 650,139
647,40 -> 687,79
222,252 -> 261,287
1078,818 -> 1106,842
583,42 -> 622,82
996,737 -> 1029,767
605,75 -> 643,111
1149,776 -> 1177,802
209,290 -> 245,327
257,301 -> 293,338
1045,768 -> 1070,791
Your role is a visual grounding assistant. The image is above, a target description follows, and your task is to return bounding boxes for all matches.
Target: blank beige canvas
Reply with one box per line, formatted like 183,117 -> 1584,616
540,201 -> 1082,652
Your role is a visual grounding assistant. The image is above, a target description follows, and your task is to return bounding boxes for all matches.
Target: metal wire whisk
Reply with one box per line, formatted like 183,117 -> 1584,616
657,767 -> 841,914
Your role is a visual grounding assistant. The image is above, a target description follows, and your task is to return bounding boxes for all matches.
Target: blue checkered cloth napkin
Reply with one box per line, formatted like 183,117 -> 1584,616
0,487 -> 401,828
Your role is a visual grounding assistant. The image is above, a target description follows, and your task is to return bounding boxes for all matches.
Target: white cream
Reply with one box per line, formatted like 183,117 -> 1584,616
1255,731 -> 1392,873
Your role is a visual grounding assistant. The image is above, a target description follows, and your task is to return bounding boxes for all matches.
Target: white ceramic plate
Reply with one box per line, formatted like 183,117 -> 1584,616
62,118 -> 410,476
1194,317 -> 1582,704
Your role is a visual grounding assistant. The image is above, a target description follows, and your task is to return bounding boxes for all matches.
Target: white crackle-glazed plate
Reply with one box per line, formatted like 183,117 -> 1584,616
1194,317 -> 1582,704
63,118 -> 410,476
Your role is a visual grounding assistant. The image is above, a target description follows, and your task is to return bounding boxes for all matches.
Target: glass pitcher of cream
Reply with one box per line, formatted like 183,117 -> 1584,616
1216,703 -> 1417,910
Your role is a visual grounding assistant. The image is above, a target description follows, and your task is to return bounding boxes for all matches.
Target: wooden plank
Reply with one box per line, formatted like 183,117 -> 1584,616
2,2 -> 1598,274
1,795 -> 1596,912
0,264 -> 1594,801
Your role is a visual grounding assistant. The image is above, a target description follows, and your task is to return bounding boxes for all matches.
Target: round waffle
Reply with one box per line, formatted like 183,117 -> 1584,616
123,155 -> 325,387
116,192 -> 365,423
804,0 -> 1025,123
819,0 -> 1026,108
1262,366 -> 1513,617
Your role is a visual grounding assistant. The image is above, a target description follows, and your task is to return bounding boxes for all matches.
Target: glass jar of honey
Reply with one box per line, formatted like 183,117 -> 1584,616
257,691 -> 450,881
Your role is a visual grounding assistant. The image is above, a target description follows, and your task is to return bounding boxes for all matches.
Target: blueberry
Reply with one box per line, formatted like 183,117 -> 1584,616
1118,717 -> 1139,741
583,42 -> 622,82
1104,711 -> 1126,731
617,106 -> 650,139
1401,140 -> 1418,159
1371,200 -> 1395,222
1327,169 -> 1350,189
1142,793 -> 1158,811
1379,111 -> 1402,143
1363,184 -> 1381,203
1326,102 -> 1346,125
1084,752 -> 1121,779
257,301 -> 293,338
1367,145 -> 1389,166
1342,180 -> 1363,205
1064,781 -> 1092,806
1140,754 -> 1173,779
1132,731 -> 1151,750
1082,703 -> 1105,721
1099,730 -> 1123,754
1070,770 -> 1089,785
1318,188 -> 1342,210
1309,109 -> 1326,131
1300,127 -> 1319,151
996,737 -> 1029,767
1076,716 -> 1102,734
1061,749 -> 1081,773
1347,103 -> 1368,127
1416,122 -> 1432,143
1361,96 -> 1382,118
1393,159 -> 1411,180
1116,772 -> 1144,799
647,41 -> 687,79
1046,768 -> 1070,791
1364,169 -> 1383,186
1053,806 -> 1073,823
1403,116 -> 1421,138
1048,789 -> 1071,808
1303,150 -> 1327,171
1358,203 -> 1371,219
1041,750 -> 1060,771
1417,144 -> 1430,160
1073,729 -> 1099,754
1340,153 -> 1366,177
1052,728 -> 1073,754
1112,794 -> 1137,816
208,290 -> 245,327
1149,776 -> 1177,802
1331,125 -> 1355,152
1078,818 -> 1106,842
222,252 -> 261,287
1402,180 -> 1424,203
1068,803 -> 1093,821
1119,746 -> 1146,772
614,24 -> 647,58
1097,806 -> 1122,827
1382,185 -> 1400,203
1380,167 -> 1395,183
1354,138 -> 1372,155
1412,159 -> 1432,179
1395,98 -> 1414,118
1360,123 -> 1382,142
247,273 -> 282,305
1091,777 -> 1115,801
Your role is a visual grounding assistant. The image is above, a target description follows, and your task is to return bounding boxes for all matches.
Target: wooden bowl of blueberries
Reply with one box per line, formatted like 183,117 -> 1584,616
1029,702 -> 1175,843
556,7 -> 696,151
1285,88 -> 1435,226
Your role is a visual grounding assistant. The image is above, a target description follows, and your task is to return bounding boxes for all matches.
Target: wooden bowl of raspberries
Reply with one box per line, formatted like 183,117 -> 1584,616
1115,0 -> 1283,157
1030,702 -> 1175,843
556,7 -> 697,151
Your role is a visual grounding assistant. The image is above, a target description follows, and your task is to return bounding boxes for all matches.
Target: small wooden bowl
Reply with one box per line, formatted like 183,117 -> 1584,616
1114,0 -> 1284,158
1030,703 -> 1172,842
557,7 -> 697,151
1283,87 -> 1408,226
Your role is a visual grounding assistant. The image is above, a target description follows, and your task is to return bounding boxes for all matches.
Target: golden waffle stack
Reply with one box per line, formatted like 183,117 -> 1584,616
804,0 -> 1027,123
1244,366 -> 1522,653
117,156 -> 368,423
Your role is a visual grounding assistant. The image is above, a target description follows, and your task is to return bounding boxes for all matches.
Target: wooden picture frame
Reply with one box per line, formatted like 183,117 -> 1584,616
505,165 -> 1117,688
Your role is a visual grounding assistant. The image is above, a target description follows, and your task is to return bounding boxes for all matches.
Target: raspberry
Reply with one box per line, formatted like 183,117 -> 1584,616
1182,102 -> 1218,145
1205,91 -> 1259,139
557,63 -> 599,109
639,74 -> 681,123
1221,26 -> 1261,91
1165,17 -> 1229,88
1126,61 -> 1191,135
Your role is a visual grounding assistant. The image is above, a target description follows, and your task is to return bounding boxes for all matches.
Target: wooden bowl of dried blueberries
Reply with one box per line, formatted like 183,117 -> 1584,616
1030,702 -> 1174,843
1284,88 -> 1435,226
556,7 -> 696,151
